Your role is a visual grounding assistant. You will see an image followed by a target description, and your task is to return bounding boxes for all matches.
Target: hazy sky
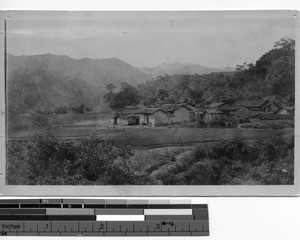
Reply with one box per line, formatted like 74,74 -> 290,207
5,11 -> 296,68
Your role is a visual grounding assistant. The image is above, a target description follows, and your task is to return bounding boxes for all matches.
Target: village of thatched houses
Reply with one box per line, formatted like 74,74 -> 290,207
113,103 -> 197,126
112,99 -> 294,128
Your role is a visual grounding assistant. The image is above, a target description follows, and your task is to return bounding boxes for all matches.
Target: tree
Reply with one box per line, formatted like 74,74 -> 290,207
105,83 -> 116,92
157,89 -> 169,100
213,89 -> 224,102
120,82 -> 130,90
178,74 -> 190,90
104,82 -> 140,109
76,136 -> 134,183
27,134 -> 79,184
109,83 -> 140,109
54,106 -> 68,114
235,62 -> 249,72
72,104 -> 88,114
143,96 -> 158,107
21,133 -> 137,185
104,83 -> 117,103
229,37 -> 295,99
188,89 -> 204,104
274,38 -> 295,51
265,56 -> 295,96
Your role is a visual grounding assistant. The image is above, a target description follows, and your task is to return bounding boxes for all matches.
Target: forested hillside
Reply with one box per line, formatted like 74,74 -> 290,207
7,69 -> 102,114
7,54 -> 149,113
137,38 -> 295,107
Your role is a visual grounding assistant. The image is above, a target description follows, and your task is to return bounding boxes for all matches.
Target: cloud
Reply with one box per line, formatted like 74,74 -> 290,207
10,29 -> 37,35
9,26 -> 117,40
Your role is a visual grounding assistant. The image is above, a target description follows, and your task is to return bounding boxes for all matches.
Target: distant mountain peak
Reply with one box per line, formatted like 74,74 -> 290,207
7,53 -> 149,87
7,53 -> 151,113
140,62 -> 234,77
223,66 -> 235,72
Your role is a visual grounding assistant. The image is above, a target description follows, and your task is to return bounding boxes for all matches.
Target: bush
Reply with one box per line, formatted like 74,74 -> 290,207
183,159 -> 217,185
54,106 -> 68,114
142,136 -> 294,185
7,134 -> 294,185
7,134 -> 138,185
7,141 -> 31,184
26,134 -> 80,184
207,117 -> 238,128
77,136 -> 134,184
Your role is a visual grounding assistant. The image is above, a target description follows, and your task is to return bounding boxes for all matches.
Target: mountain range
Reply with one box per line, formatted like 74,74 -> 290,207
7,54 -> 149,88
6,53 -> 234,113
140,62 -> 234,78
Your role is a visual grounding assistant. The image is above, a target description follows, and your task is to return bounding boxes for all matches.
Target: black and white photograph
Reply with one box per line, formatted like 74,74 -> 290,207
3,11 -> 296,186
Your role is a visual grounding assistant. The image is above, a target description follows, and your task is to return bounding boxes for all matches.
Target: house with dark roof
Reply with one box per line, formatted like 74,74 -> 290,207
202,109 -> 225,123
172,105 -> 195,122
234,105 -> 263,120
201,101 -> 232,123
274,106 -> 294,115
201,100 -> 278,122
225,100 -> 281,120
114,102 -> 204,126
238,100 -> 270,109
217,104 -> 241,118
249,113 -> 292,126
156,103 -> 201,123
113,107 -> 169,127
263,101 -> 280,113
206,102 -> 227,109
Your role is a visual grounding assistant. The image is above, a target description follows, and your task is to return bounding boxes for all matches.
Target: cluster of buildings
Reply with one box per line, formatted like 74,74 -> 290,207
113,100 -> 294,127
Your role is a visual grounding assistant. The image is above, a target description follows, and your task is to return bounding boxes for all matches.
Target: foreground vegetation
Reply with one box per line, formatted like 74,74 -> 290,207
7,133 -> 294,185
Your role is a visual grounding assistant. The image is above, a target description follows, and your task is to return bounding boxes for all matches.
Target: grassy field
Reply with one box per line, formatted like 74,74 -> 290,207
8,127 -> 293,147
7,113 -> 114,132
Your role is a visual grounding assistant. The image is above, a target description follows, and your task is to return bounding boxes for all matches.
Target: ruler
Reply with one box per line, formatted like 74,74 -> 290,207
0,199 -> 209,236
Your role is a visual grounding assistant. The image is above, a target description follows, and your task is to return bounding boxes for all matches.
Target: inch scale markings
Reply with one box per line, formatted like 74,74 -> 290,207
0,199 -> 209,237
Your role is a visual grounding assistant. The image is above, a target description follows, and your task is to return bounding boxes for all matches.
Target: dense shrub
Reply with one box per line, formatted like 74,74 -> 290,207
7,141 -> 31,184
139,136 -> 294,185
7,134 -> 294,185
54,106 -> 68,114
7,134 -> 138,185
